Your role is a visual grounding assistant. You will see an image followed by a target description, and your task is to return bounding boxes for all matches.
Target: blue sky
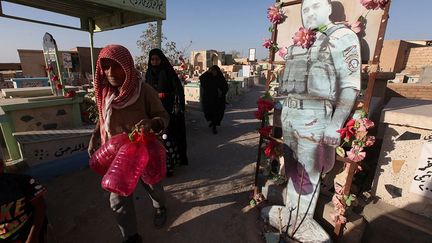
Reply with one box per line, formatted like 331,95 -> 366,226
0,0 -> 431,63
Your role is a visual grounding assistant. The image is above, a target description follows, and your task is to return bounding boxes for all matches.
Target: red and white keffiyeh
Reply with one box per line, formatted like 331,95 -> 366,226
94,44 -> 142,143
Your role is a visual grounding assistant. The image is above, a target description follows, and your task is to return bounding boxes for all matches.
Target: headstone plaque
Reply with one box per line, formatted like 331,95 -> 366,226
43,33 -> 64,96
62,53 -> 73,69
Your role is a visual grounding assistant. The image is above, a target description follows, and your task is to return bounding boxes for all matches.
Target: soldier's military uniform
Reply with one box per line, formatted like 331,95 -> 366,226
262,23 -> 361,241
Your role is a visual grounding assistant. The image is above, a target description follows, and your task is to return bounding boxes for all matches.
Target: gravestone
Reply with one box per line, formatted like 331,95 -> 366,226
43,33 -> 64,96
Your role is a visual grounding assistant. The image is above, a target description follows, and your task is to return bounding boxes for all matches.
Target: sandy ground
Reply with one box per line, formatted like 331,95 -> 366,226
43,86 -> 265,243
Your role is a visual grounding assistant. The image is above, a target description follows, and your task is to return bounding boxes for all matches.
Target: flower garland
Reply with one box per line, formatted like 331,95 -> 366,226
250,91 -> 277,206
330,111 -> 375,224
336,116 -> 375,162
262,4 -> 286,53
254,92 -> 284,171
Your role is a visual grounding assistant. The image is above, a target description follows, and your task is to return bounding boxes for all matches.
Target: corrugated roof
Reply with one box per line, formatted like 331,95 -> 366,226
1,0 -> 166,32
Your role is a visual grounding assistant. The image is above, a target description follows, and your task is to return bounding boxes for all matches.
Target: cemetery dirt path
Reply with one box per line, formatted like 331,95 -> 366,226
44,86 -> 265,243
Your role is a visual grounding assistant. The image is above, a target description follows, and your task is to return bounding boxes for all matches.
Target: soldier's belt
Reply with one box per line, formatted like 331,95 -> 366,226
286,97 -> 327,110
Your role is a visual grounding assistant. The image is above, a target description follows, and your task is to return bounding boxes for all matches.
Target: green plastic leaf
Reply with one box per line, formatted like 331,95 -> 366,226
263,91 -> 273,100
346,198 -> 352,206
344,194 -> 355,207
268,25 -> 274,32
250,199 -> 257,206
317,24 -> 328,33
336,146 -> 345,158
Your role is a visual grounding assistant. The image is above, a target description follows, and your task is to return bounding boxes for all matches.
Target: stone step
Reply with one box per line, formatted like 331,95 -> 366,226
262,176 -> 367,243
361,200 -> 432,243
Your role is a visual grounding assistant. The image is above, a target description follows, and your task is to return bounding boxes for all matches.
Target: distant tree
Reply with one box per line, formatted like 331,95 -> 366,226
136,23 -> 192,71
229,50 -> 241,58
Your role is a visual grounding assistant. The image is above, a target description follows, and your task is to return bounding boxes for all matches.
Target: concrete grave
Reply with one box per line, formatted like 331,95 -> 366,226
372,97 -> 432,219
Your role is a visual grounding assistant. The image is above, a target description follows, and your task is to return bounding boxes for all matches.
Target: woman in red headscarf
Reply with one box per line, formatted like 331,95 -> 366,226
88,44 -> 169,243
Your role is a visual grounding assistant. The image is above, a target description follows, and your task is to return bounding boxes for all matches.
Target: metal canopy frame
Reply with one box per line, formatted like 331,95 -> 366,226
0,0 -> 165,77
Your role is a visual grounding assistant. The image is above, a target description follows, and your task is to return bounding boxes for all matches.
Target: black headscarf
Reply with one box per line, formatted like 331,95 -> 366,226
147,48 -> 177,81
145,48 -> 184,112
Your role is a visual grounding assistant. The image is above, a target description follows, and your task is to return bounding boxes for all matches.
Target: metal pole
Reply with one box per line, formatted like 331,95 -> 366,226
363,2 -> 391,113
89,18 -> 95,85
254,118 -> 266,196
156,20 -> 162,49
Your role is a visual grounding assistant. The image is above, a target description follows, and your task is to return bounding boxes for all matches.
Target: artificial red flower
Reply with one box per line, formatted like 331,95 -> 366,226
259,126 -> 273,137
277,47 -> 288,59
64,90 -> 76,98
293,27 -> 316,49
365,136 -> 375,147
45,66 -> 53,72
52,75 -> 59,82
262,39 -> 274,49
347,145 -> 366,162
264,141 -> 277,157
377,0 -> 390,9
337,119 -> 356,141
355,131 -> 367,140
361,118 -> 374,129
158,93 -> 166,99
254,108 -> 265,120
257,98 -> 274,112
56,83 -> 62,90
360,0 -> 379,10
267,5 -> 286,25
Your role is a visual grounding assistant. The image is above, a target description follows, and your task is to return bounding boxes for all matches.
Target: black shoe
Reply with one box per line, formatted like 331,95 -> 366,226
122,234 -> 142,243
208,122 -> 214,128
154,207 -> 167,228
212,126 -> 217,134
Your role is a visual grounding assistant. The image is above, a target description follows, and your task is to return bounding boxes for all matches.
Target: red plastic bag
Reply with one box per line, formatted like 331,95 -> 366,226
140,136 -> 166,185
89,133 -> 130,175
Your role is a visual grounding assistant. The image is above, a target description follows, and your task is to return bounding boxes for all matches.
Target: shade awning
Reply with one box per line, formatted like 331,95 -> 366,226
0,0 -> 166,32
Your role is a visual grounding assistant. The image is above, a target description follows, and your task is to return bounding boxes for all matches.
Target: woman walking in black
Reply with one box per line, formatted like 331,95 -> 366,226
199,65 -> 229,134
145,49 -> 188,176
